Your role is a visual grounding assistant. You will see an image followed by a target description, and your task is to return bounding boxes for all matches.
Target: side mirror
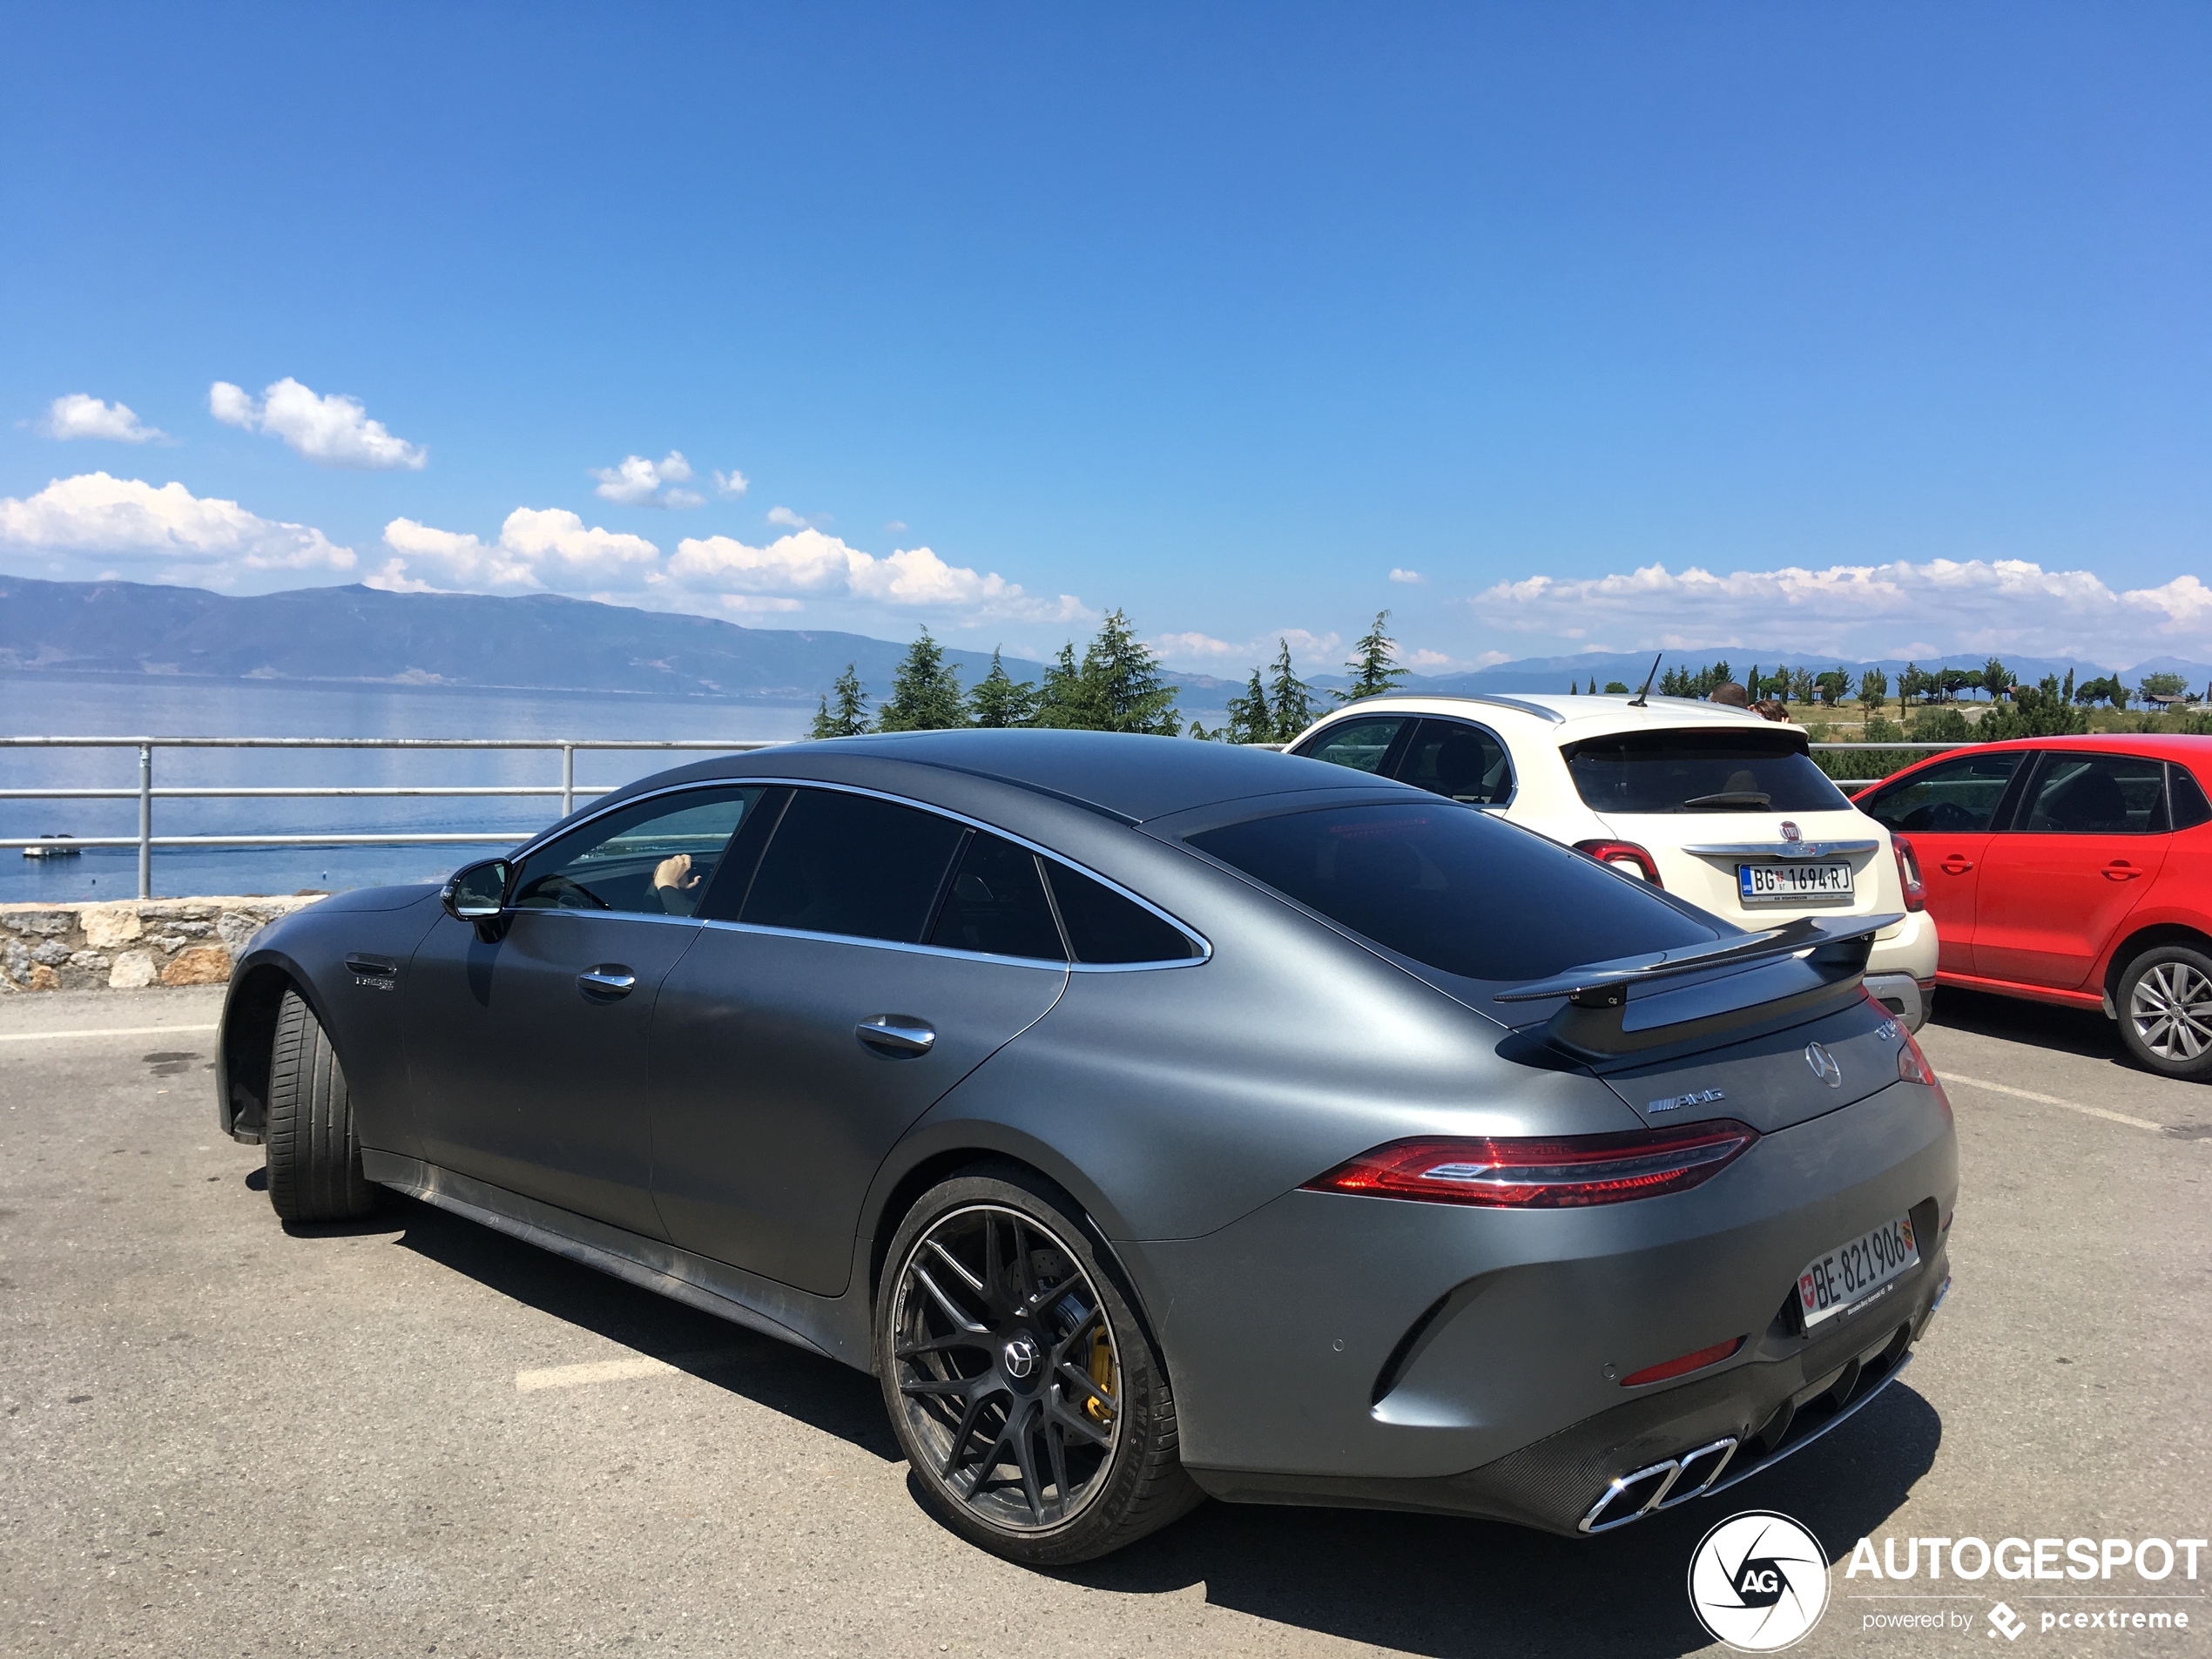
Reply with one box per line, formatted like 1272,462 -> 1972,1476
441,859 -> 513,941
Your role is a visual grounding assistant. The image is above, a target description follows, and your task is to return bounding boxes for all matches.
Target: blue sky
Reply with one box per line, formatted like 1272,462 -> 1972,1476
3,3 -> 2208,674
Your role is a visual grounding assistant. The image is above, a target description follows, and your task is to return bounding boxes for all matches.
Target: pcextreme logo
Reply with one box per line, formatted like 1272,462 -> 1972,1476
1689,1511 -> 1831,1651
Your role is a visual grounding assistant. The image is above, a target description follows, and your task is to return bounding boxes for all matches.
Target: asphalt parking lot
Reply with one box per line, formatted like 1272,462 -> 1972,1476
2,984 -> 2206,1658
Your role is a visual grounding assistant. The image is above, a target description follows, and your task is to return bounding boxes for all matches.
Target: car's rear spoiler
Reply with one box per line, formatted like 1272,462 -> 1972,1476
1494,913 -> 1904,1060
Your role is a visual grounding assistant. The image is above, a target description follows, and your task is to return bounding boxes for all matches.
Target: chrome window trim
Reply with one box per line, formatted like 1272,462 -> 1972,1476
695,917 -> 1078,973
509,906 -> 702,928
516,772 -> 1211,969
1681,840 -> 1880,860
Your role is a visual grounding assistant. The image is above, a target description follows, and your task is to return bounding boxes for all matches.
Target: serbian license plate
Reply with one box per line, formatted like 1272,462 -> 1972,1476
1797,1214 -> 1919,1329
1738,861 -> 1853,902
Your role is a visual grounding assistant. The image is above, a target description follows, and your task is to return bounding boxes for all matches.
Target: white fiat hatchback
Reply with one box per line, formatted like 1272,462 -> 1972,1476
1285,691 -> 1939,1027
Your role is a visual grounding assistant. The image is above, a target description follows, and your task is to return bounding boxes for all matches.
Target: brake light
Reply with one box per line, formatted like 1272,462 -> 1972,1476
1621,1336 -> 1745,1387
1575,840 -> 1663,887
1868,988 -> 1951,1116
1892,834 -> 1926,912
1304,1121 -> 1757,1208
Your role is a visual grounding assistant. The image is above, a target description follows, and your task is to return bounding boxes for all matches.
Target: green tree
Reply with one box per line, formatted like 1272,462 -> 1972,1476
1981,658 -> 2013,703
1224,668 -> 1272,745
1333,611 -> 1408,703
1858,667 -> 1889,709
1788,667 -> 1817,705
1815,669 -> 1848,706
1035,610 -> 1181,734
968,649 -> 1040,728
810,663 -> 871,738
1908,706 -> 1973,741
2140,670 -> 2189,699
1979,673 -> 2090,740
874,627 -> 967,732
1604,680 -> 1630,694
1936,666 -> 1974,704
1267,639 -> 1321,741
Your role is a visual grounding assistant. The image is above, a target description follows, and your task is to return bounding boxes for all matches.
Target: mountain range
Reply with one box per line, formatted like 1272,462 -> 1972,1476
0,575 -> 2201,708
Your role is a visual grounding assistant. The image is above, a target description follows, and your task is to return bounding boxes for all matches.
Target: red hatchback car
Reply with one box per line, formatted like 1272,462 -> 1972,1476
1852,734 -> 2212,1080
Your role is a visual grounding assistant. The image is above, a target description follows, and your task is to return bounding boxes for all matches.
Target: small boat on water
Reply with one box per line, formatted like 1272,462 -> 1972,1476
23,835 -> 82,860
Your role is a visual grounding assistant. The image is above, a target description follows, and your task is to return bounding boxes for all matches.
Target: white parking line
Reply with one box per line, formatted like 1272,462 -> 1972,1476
1942,1071 -> 2171,1134
0,1022 -> 219,1043
514,1351 -> 736,1393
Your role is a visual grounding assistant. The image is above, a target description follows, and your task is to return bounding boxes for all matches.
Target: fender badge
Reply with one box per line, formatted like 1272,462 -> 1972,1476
1648,1087 -> 1727,1114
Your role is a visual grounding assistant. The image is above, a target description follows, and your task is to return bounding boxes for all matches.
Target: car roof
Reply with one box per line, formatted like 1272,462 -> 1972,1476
1318,691 -> 1784,742
1898,732 -> 2212,760
633,727 -> 1399,824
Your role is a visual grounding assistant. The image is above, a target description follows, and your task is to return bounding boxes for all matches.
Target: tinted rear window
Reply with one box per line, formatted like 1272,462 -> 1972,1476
1187,803 -> 1717,984
927,833 -> 1066,961
740,788 -> 965,943
1564,729 -> 1849,815
1043,864 -> 1200,964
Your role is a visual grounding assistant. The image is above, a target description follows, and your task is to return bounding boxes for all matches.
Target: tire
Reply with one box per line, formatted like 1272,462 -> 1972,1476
265,988 -> 377,1221
875,1168 -> 1202,1565
2115,944 -> 2212,1082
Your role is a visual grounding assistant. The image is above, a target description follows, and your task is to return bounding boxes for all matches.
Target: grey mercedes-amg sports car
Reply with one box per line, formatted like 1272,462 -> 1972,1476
218,730 -> 1956,1565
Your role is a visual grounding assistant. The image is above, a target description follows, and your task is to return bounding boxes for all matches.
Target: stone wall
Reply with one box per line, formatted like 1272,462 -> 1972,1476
0,896 -> 325,992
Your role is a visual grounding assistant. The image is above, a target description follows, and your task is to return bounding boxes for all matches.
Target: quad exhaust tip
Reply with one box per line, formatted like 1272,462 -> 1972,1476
1578,1436 -> 1738,1534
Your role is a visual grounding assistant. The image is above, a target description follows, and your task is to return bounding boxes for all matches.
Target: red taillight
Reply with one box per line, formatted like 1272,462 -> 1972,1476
1892,834 -> 1926,912
1574,840 -> 1662,887
1867,988 -> 1951,1116
1304,1121 -> 1757,1209
1621,1336 -> 1745,1387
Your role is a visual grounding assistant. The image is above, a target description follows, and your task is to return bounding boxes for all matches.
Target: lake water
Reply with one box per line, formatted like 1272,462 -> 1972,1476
0,675 -> 814,901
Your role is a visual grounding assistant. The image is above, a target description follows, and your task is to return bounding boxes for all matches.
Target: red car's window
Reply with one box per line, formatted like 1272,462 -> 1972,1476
2171,765 -> 2212,830
1861,752 -> 2024,835
2018,754 -> 2168,835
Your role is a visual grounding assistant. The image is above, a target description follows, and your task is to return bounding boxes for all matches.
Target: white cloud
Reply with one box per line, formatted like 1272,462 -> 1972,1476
0,472 -> 354,583
765,505 -> 813,529
1388,568 -> 1426,585
1467,558 -> 2212,665
40,395 -> 166,443
209,377 -> 427,469
884,518 -> 908,532
592,451 -> 701,509
369,509 -> 659,594
1150,628 -> 1344,674
668,529 -> 1089,623
713,469 -> 749,499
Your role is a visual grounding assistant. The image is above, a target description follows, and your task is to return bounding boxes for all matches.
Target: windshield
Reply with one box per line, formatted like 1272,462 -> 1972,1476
1186,802 -> 1719,985
1563,729 -> 1850,815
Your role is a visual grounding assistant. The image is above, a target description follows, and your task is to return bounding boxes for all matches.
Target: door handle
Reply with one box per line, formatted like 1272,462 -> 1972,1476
856,1015 -> 936,1056
1939,856 -> 1973,874
2102,862 -> 2141,881
577,967 -> 637,997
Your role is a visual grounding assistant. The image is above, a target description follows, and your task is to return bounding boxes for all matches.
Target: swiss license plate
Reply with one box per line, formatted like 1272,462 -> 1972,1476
1739,860 -> 1853,902
1797,1214 -> 1919,1329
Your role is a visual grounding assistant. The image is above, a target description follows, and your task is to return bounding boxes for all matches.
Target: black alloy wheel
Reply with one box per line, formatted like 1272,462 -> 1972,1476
2118,944 -> 2212,1082
876,1171 -> 1200,1565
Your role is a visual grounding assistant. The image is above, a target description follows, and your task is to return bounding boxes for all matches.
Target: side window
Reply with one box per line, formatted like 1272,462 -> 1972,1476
1295,716 -> 1408,775
510,786 -> 765,916
1044,864 -> 1201,965
1860,752 -> 2024,834
2171,765 -> 2212,831
1397,718 -> 1513,806
739,788 -> 966,943
2019,754 -> 2168,834
927,833 -> 1065,961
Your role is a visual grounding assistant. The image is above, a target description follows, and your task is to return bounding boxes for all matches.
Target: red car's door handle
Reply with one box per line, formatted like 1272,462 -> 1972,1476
1939,856 -> 1973,874
2102,862 -> 2141,880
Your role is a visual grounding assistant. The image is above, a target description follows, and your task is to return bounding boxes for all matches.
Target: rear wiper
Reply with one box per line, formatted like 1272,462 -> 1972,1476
1681,791 -> 1771,810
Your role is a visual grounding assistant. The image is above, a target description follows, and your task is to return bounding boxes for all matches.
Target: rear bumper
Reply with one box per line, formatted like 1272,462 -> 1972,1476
1189,1253 -> 1947,1534
1137,1078 -> 1956,1525
1863,971 -> 1933,1031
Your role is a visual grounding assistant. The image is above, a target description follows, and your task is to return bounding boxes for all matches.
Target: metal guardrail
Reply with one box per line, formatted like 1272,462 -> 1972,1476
0,737 -> 784,898
0,734 -> 1973,900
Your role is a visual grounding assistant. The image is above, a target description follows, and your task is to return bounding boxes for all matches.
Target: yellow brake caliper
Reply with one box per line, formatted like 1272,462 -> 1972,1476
1085,1325 -> 1116,1426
